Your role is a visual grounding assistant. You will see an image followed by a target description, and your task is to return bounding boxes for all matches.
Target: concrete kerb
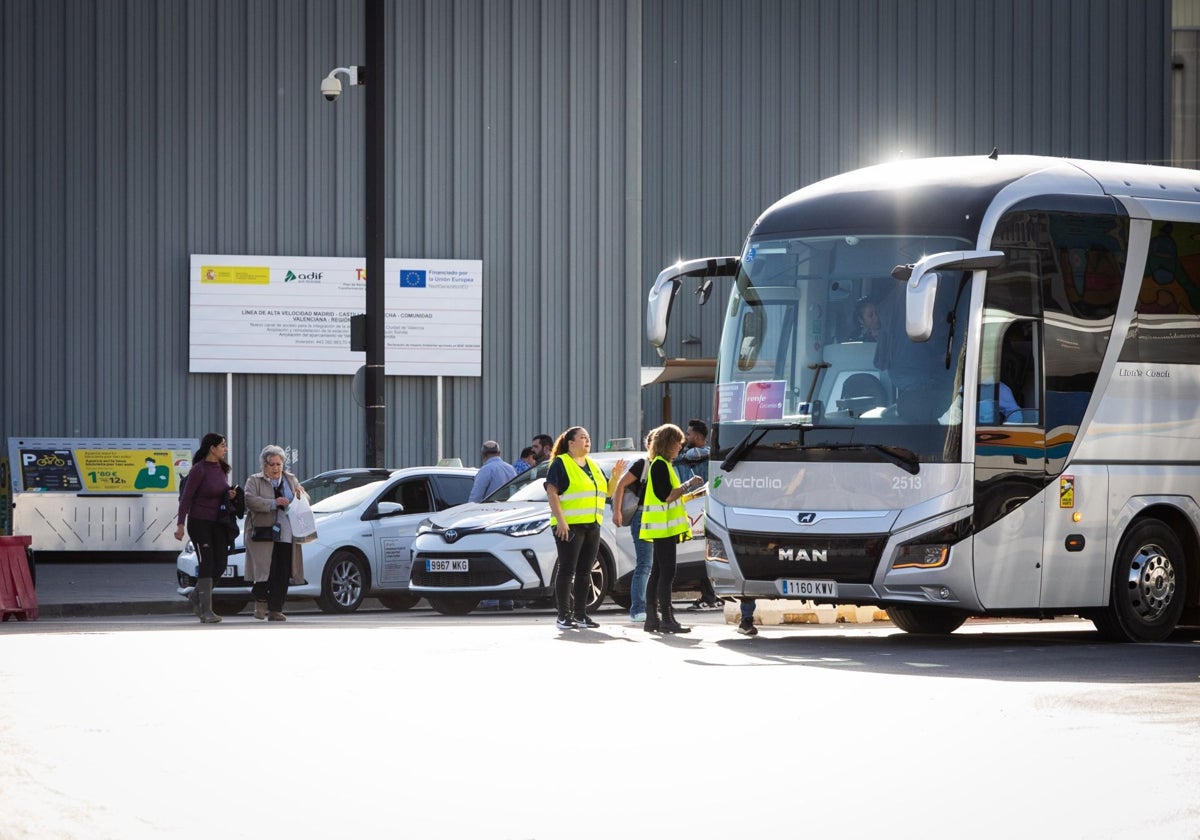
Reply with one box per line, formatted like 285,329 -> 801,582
724,598 -> 889,626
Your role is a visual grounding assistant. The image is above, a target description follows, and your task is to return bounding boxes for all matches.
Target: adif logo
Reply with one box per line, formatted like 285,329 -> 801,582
722,476 -> 784,490
285,270 -> 324,282
778,547 -> 828,562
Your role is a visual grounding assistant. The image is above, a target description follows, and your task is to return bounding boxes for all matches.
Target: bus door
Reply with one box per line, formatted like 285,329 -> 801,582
972,314 -> 1048,609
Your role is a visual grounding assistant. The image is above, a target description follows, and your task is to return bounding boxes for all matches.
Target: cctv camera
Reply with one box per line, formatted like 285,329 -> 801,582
321,76 -> 342,102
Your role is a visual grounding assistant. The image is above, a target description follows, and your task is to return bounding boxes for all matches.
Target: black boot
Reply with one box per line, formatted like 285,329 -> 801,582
643,591 -> 660,633
659,600 -> 690,634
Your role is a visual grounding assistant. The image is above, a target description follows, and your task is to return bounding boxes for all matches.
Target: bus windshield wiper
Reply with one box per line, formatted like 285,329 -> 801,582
715,420 -> 801,472
719,422 -> 852,472
801,443 -> 921,475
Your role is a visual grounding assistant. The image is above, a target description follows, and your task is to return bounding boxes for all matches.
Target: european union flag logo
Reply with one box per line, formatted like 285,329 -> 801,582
399,270 -> 427,288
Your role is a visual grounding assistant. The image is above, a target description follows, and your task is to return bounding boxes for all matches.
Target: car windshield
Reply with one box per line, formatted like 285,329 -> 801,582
485,461 -> 549,502
483,455 -> 631,503
310,479 -> 387,513
302,471 -> 391,504
508,477 -> 548,502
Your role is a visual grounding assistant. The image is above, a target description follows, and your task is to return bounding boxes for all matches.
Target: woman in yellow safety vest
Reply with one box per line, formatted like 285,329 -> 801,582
640,423 -> 705,634
545,426 -> 625,630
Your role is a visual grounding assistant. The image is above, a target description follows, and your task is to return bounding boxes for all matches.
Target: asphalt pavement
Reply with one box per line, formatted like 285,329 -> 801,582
24,560 -> 191,619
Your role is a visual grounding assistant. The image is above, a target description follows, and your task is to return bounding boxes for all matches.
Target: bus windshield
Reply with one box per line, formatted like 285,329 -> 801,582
715,233 -> 973,466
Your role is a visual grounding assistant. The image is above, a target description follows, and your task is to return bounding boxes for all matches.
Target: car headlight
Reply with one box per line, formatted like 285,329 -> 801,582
416,518 -> 435,535
485,517 -> 551,538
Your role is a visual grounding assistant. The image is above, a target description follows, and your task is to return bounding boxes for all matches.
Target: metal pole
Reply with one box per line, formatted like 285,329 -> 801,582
364,0 -> 386,468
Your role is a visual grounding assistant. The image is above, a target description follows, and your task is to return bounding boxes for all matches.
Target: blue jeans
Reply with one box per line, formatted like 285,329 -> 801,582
629,508 -> 652,617
740,597 -> 756,622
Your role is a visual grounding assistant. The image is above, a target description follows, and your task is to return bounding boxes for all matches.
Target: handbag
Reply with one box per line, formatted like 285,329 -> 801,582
250,477 -> 286,541
618,460 -> 645,525
218,484 -> 244,547
251,525 -> 278,542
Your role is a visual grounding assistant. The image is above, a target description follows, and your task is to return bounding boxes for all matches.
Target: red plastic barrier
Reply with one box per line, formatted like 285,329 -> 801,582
0,535 -> 37,621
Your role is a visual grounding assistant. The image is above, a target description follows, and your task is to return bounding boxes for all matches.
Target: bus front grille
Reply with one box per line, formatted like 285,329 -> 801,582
729,531 -> 886,584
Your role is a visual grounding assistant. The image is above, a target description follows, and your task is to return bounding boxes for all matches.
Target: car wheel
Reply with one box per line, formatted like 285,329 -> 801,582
378,593 -> 421,611
316,550 -> 368,613
212,598 -> 249,616
428,596 -> 479,616
886,604 -> 967,635
1092,519 -> 1186,643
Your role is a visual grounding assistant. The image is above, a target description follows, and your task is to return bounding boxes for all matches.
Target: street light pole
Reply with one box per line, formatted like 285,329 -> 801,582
323,0 -> 386,468
363,0 -> 386,468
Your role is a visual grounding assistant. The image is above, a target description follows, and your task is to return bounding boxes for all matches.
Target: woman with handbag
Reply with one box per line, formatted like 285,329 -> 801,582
610,434 -> 652,623
243,445 -> 306,621
175,432 -> 239,624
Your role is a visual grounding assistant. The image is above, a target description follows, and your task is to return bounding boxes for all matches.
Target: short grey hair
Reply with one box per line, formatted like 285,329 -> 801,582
260,445 -> 286,467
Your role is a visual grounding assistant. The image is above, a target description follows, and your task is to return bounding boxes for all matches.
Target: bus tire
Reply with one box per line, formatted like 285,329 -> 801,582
886,604 -> 967,635
1092,520 -> 1186,643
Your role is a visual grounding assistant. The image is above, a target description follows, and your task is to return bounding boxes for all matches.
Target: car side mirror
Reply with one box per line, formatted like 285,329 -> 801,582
376,501 -> 405,517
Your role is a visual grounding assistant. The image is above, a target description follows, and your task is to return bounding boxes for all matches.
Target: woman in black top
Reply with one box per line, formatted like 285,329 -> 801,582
175,432 -> 238,624
641,423 -> 704,634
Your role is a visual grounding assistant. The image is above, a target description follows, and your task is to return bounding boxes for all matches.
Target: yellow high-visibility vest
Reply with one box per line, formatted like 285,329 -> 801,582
549,454 -> 607,526
638,456 -> 689,542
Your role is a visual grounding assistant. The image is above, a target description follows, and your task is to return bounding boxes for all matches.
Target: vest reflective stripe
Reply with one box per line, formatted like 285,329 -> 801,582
549,455 -> 607,526
638,456 -> 689,541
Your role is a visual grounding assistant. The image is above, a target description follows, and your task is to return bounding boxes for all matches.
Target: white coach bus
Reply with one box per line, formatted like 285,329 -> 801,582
648,154 -> 1200,642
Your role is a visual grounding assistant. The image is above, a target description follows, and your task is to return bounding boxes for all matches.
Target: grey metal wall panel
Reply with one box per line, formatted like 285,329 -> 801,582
1175,29 -> 1200,168
0,0 -> 1175,490
639,0 -> 1173,433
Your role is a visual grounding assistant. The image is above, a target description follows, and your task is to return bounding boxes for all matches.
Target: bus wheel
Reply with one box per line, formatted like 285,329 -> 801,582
886,605 -> 967,635
1093,520 -> 1186,643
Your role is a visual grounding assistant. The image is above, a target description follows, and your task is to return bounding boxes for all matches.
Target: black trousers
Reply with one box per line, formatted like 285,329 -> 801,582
251,541 -> 293,612
187,518 -> 230,580
646,537 -> 678,614
554,523 -> 601,617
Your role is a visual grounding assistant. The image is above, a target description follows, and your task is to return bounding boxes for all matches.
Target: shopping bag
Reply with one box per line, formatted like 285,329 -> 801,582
285,495 -> 318,543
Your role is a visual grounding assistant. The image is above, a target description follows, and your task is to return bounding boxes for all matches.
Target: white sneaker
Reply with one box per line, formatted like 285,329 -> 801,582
631,612 -> 647,623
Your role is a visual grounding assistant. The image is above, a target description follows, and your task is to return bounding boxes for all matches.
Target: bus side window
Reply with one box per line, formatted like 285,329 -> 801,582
1002,321 -> 1039,423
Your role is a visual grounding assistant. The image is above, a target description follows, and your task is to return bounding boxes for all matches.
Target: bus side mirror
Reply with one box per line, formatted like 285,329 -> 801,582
901,250 -> 1006,342
646,256 -> 739,348
737,309 -> 764,370
906,271 -> 940,342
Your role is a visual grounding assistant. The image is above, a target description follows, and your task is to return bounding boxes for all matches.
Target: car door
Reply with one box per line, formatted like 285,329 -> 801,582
372,476 -> 438,591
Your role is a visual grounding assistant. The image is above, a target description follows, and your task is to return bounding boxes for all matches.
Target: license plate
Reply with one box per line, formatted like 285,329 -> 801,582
221,566 -> 237,579
426,558 -> 468,572
778,579 -> 837,597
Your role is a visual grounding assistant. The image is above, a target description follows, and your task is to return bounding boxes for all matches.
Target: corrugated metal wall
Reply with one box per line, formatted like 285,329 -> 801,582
0,0 -> 1172,482
641,0 -> 1172,433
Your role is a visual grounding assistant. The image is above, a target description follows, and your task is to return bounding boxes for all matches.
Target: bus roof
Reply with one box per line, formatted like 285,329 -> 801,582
752,154 -> 1200,241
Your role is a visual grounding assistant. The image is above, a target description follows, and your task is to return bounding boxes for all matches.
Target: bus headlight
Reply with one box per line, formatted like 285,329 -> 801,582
894,544 -> 949,569
706,536 -> 729,564
891,518 -> 971,570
